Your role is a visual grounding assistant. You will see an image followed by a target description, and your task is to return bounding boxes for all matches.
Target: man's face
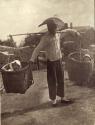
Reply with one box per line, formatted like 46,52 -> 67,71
47,23 -> 57,35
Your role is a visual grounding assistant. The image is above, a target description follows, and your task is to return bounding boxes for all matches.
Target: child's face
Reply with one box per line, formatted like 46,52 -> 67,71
12,62 -> 21,71
83,56 -> 91,62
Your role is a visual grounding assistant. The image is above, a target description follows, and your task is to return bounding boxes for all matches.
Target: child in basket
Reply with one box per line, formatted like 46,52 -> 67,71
2,60 -> 22,71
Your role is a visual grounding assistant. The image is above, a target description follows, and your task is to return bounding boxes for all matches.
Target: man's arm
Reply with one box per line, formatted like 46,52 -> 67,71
30,35 -> 48,62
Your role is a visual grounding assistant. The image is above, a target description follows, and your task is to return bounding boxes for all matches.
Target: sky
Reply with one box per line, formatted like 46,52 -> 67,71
0,0 -> 94,46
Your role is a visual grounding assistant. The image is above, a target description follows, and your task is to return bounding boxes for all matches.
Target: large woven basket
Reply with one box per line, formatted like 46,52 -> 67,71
1,62 -> 34,94
67,51 -> 93,84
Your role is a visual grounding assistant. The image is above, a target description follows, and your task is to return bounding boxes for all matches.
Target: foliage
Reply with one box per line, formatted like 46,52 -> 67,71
24,34 -> 43,47
0,37 -> 16,47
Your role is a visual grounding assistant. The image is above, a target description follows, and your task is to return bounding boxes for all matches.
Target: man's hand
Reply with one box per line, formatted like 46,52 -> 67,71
30,57 -> 35,63
29,58 -> 37,65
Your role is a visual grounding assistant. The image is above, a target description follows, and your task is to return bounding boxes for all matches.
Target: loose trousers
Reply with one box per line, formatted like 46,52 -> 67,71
47,59 -> 64,100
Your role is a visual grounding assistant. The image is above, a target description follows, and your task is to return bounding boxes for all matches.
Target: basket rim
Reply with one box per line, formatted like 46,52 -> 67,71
1,62 -> 29,73
68,51 -> 92,63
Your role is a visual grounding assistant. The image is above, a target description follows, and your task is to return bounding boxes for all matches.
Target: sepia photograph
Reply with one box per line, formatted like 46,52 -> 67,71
0,0 -> 95,125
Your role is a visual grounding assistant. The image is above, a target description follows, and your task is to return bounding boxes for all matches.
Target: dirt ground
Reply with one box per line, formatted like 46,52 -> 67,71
1,70 -> 95,125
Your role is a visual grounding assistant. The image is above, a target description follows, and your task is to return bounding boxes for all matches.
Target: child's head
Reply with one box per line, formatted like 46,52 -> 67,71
83,54 -> 91,62
11,60 -> 22,71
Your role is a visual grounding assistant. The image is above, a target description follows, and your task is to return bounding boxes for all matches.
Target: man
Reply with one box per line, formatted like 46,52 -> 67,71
30,21 -> 72,107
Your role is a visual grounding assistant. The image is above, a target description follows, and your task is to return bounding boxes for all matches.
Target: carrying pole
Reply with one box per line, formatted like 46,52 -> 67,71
8,32 -> 45,37
8,31 -> 64,37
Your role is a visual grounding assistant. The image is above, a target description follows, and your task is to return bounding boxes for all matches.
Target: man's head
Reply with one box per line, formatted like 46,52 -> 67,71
47,22 -> 57,35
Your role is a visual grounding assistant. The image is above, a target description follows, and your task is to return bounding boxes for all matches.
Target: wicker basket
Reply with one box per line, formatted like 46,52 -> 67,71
67,51 -> 93,84
1,62 -> 34,94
